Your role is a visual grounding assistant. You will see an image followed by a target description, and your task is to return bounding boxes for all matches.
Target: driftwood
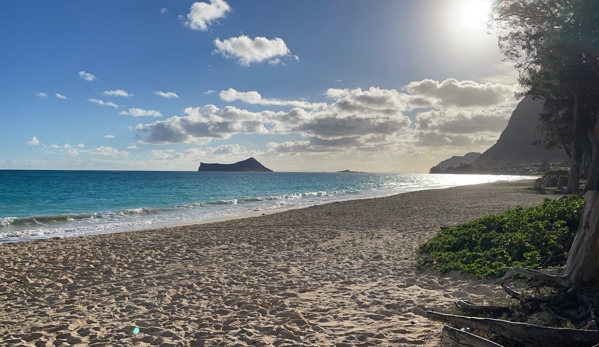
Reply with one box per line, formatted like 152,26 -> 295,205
424,311 -> 599,347
441,325 -> 504,347
454,300 -> 512,317
501,280 -> 557,306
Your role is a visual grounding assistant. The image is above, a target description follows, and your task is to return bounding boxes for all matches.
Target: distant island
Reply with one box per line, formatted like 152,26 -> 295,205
198,157 -> 273,172
337,170 -> 365,173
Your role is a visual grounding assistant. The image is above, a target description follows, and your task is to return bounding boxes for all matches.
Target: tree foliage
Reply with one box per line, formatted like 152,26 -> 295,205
492,0 -> 599,193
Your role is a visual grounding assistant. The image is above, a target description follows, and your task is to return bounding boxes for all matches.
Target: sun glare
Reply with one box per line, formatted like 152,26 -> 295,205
460,0 -> 492,28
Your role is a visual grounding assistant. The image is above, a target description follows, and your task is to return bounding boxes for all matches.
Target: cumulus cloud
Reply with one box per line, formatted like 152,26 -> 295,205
89,99 -> 118,109
136,78 -> 516,156
160,8 -> 169,14
181,0 -> 230,31
77,143 -> 85,148
413,131 -> 498,148
104,135 -> 115,139
415,108 -> 512,134
149,145 -> 262,163
120,108 -> 162,117
27,136 -> 40,145
296,116 -> 410,139
213,36 -> 293,66
36,92 -> 47,98
135,105 -> 272,144
103,90 -> 133,97
205,90 -> 216,95
127,145 -> 138,149
404,78 -> 516,108
219,88 -> 325,110
78,71 -> 96,81
55,93 -> 67,100
154,91 -> 179,99
326,87 -> 413,117
82,146 -> 128,157
135,99 -> 410,152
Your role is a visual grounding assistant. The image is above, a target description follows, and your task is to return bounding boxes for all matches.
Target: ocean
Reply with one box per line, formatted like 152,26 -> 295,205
0,170 -> 530,243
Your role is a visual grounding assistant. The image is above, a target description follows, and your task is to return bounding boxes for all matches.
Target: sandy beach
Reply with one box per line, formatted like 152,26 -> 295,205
0,182 -> 553,347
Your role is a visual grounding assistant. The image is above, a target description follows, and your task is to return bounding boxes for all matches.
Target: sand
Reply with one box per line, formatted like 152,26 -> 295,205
0,182 -> 553,346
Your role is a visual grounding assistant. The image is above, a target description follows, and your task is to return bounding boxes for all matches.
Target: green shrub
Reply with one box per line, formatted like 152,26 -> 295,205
418,195 -> 584,278
541,169 -> 569,187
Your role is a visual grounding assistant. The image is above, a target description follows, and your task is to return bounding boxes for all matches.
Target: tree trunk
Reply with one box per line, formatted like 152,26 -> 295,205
562,190 -> 599,289
585,115 -> 599,192
567,95 -> 581,194
582,151 -> 590,180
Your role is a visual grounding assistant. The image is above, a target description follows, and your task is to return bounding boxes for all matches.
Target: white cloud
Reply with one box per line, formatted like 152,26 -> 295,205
103,90 -> 133,97
36,92 -> 47,98
82,146 -> 129,157
135,105 -> 271,144
219,88 -> 325,110
104,135 -> 115,139
27,136 -> 40,145
120,108 -> 162,117
55,93 -> 67,100
205,90 -> 216,95
404,78 -> 516,108
127,145 -> 138,149
149,145 -> 263,164
136,78 -> 516,156
77,143 -> 85,148
181,0 -> 230,31
160,8 -> 169,14
327,87 -> 413,116
154,91 -> 179,99
67,148 -> 80,156
78,71 -> 96,81
89,98 -> 118,109
135,100 -> 410,150
213,36 -> 293,66
415,108 -> 512,134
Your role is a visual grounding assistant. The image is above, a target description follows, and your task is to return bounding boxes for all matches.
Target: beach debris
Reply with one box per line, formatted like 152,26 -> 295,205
423,310 -> 599,347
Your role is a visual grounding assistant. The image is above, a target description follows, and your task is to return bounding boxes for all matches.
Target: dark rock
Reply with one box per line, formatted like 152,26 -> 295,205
198,157 -> 272,172
430,152 -> 481,171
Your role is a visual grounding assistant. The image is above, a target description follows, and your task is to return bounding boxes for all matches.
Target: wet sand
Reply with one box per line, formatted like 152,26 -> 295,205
0,182 -> 550,346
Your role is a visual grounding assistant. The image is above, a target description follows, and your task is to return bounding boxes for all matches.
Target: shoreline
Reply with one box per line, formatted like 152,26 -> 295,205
0,180 -> 550,346
1,177 -> 536,244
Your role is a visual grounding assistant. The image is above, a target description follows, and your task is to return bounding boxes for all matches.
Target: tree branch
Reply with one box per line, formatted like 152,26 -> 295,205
495,268 -> 571,288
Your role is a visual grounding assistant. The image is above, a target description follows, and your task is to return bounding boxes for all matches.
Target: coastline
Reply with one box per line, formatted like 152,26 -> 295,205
0,174 -> 536,244
0,181 -> 551,346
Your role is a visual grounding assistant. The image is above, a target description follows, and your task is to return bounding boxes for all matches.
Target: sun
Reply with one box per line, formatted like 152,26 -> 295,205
460,0 -> 492,28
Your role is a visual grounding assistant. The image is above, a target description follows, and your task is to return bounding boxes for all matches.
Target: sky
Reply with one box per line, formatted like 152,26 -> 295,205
0,0 -> 522,172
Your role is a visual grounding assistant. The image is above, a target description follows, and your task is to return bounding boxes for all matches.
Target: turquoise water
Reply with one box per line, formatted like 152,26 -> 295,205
0,170 -> 529,242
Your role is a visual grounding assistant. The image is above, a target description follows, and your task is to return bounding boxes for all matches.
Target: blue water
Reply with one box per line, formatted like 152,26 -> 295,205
0,170 -> 530,242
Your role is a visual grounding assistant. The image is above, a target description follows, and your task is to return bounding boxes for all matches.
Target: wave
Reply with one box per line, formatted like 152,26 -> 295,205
1,174 -> 533,242
0,207 -> 166,229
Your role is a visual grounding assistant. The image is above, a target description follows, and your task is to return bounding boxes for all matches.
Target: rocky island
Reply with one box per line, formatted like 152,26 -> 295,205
198,157 -> 273,172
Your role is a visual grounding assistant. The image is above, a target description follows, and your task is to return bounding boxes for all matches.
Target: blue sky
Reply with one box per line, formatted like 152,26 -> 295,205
0,0 -> 520,172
